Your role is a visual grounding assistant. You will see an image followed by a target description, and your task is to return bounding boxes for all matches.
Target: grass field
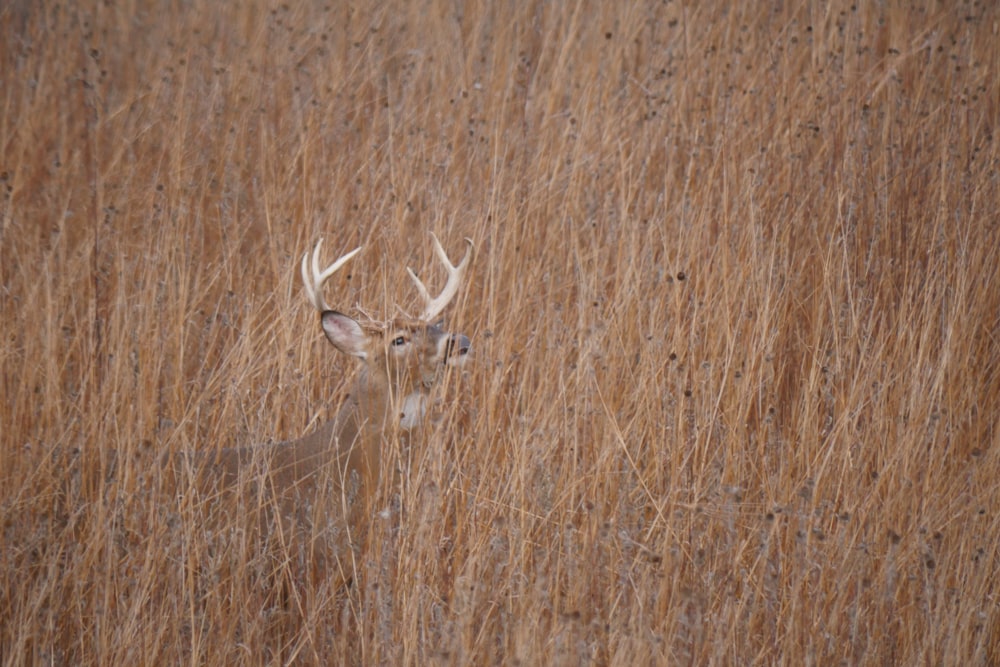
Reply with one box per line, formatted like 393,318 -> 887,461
2,1 -> 999,664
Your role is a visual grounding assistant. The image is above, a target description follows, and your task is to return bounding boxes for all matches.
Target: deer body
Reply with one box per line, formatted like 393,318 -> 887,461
192,317 -> 467,495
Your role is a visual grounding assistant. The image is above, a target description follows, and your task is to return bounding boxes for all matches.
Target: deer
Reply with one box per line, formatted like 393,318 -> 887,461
172,233 -> 474,585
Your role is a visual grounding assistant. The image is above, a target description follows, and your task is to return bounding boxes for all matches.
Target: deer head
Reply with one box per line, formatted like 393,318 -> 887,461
301,234 -> 473,431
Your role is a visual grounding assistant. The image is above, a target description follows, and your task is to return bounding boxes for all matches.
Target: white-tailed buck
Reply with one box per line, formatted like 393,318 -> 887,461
177,233 -> 473,583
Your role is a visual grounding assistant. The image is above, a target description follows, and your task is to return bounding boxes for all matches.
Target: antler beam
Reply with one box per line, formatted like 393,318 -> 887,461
301,240 -> 363,311
407,233 -> 474,321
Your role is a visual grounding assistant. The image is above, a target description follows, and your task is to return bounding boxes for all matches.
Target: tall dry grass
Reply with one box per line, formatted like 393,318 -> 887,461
2,0 -> 999,664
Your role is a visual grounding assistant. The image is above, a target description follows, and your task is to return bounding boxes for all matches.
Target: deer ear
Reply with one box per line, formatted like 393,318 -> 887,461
321,311 -> 369,359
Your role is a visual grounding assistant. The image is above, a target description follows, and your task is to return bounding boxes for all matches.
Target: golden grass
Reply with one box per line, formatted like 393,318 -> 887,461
2,0 -> 999,664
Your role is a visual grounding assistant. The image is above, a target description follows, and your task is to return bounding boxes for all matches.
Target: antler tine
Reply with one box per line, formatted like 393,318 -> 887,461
301,240 -> 363,312
406,233 -> 474,321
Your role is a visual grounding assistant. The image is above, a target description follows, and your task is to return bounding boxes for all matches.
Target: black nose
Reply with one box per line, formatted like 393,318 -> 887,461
444,333 -> 471,363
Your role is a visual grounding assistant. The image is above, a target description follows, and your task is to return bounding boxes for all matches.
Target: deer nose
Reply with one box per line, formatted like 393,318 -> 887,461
444,333 -> 471,364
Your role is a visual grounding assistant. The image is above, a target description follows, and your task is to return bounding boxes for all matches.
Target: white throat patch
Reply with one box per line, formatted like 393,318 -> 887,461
399,392 -> 427,430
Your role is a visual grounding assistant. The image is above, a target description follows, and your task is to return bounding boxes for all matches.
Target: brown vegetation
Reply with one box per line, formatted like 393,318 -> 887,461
2,1 -> 998,664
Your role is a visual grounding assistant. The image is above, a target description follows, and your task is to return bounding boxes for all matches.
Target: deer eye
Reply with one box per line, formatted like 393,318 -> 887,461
391,336 -> 408,347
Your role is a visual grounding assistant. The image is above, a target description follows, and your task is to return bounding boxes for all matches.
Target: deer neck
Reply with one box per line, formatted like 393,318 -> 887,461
346,369 -> 428,432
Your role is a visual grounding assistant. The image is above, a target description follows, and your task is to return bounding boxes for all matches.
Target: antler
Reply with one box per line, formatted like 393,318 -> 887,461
301,240 -> 363,311
407,233 -> 474,321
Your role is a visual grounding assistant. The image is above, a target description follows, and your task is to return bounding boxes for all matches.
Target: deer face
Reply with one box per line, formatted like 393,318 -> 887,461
383,320 -> 471,380
320,312 -> 470,429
